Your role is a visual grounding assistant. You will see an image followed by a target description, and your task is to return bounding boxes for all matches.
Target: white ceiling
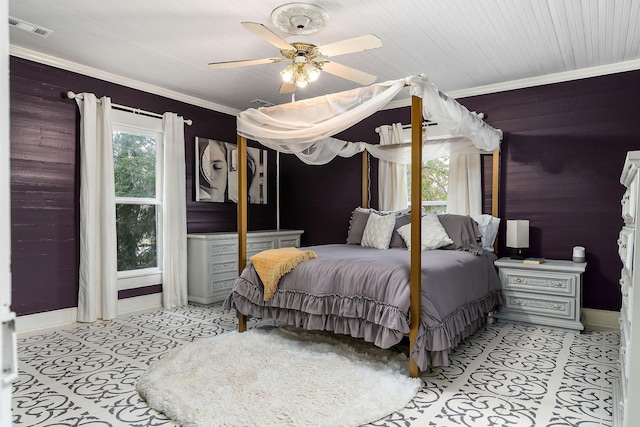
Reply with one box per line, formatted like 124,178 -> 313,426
8,0 -> 640,115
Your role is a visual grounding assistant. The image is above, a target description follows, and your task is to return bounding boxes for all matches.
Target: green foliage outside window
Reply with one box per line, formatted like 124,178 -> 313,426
113,131 -> 158,271
407,157 -> 449,214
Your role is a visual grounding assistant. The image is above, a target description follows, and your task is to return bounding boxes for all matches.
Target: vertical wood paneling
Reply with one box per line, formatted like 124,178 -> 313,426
9,57 -> 275,316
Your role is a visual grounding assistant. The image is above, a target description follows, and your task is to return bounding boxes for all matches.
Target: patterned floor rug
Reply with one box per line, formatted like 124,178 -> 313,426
136,325 -> 422,427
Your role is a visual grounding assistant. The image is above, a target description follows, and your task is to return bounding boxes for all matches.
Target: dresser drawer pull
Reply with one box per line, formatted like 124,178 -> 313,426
512,299 -> 562,310
623,292 -> 629,298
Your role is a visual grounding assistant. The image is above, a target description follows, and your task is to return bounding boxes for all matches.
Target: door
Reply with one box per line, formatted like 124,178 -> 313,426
1,0 -> 17,423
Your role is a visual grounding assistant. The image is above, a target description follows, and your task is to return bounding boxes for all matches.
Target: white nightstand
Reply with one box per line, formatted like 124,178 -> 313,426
494,257 -> 587,332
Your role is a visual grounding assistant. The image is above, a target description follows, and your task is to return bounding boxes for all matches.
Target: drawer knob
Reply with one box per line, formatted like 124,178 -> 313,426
623,292 -> 629,298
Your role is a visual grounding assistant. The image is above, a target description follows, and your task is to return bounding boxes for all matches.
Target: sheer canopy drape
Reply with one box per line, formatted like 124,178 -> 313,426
237,74 -> 502,165
378,123 -> 408,211
162,113 -> 188,309
76,93 -> 117,322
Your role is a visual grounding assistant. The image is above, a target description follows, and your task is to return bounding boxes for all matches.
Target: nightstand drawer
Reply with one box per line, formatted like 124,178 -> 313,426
499,268 -> 577,297
502,291 -> 576,321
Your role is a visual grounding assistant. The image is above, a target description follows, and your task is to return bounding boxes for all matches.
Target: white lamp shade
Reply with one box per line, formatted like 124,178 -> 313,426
506,220 -> 530,248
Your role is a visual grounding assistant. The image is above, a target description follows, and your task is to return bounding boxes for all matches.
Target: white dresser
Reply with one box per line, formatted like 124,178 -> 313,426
615,151 -> 640,427
187,229 -> 304,304
494,258 -> 586,332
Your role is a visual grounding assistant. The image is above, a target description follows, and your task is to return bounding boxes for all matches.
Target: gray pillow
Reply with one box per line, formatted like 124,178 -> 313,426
389,213 -> 411,248
437,214 -> 484,255
346,208 -> 372,244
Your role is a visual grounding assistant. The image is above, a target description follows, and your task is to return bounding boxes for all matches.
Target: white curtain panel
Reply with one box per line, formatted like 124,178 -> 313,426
378,123 -> 408,211
446,152 -> 482,216
76,94 -> 117,322
162,113 -> 188,309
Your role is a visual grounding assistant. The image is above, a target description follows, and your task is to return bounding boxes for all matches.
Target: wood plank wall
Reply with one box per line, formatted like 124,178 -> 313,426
280,70 -> 640,312
9,57 -> 276,315
10,56 -> 640,314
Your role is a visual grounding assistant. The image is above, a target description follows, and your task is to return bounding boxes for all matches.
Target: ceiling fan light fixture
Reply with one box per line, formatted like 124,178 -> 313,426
304,62 -> 321,82
280,63 -> 296,84
295,73 -> 310,88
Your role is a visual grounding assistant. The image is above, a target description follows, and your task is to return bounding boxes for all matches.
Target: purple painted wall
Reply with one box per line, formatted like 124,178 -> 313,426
9,56 -> 276,315
11,55 -> 636,315
281,71 -> 640,312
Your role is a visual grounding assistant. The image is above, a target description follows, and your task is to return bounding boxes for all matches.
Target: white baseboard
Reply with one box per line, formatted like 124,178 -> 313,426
582,308 -> 620,330
117,293 -> 163,317
16,298 -> 620,334
16,293 -> 163,335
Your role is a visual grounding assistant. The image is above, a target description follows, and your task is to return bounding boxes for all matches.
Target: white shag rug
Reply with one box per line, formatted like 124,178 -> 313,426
136,326 -> 422,427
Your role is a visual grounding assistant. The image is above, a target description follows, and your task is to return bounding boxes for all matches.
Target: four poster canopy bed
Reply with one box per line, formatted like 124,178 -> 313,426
223,74 -> 504,377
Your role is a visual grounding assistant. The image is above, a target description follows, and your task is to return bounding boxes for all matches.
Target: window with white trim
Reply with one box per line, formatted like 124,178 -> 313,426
403,125 -> 449,214
406,157 -> 449,214
111,110 -> 163,290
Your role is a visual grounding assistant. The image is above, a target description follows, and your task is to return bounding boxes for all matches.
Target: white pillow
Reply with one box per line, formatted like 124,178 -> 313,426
361,212 -> 396,249
471,214 -> 501,252
397,214 -> 454,250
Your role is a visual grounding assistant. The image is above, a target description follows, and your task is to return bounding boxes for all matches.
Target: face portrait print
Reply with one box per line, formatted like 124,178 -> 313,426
196,137 -> 268,204
198,139 -> 228,202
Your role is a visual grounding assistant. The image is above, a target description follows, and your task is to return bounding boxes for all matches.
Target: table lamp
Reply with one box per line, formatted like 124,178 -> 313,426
506,219 -> 529,259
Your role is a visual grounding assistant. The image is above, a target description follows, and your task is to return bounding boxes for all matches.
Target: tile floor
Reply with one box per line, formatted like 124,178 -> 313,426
12,304 -> 619,426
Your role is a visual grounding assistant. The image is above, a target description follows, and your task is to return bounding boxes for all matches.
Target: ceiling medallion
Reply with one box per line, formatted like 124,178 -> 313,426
270,3 -> 329,35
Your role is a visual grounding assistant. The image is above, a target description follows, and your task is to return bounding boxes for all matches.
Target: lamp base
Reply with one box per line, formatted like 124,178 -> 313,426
509,248 -> 527,260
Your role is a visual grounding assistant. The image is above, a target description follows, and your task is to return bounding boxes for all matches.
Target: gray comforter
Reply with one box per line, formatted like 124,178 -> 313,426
223,244 -> 502,371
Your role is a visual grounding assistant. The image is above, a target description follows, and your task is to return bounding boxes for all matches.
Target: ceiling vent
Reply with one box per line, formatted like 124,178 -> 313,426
8,16 -> 53,38
250,99 -> 275,108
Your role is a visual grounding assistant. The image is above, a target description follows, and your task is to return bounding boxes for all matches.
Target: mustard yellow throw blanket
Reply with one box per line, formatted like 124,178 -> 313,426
250,247 -> 317,301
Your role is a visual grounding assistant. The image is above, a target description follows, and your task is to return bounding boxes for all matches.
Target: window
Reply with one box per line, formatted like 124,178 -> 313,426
111,110 -> 163,290
403,124 -> 450,214
406,157 -> 449,214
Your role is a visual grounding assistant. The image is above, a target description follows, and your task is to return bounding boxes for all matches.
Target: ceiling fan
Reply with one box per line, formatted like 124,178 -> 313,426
208,3 -> 383,93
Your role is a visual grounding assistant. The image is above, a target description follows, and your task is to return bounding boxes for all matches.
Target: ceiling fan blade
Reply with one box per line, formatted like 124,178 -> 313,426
321,61 -> 377,85
279,81 -> 296,94
208,57 -> 284,70
316,34 -> 383,58
241,22 -> 294,51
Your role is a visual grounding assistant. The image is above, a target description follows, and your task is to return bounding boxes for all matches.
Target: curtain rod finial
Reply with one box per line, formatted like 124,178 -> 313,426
66,91 -> 76,99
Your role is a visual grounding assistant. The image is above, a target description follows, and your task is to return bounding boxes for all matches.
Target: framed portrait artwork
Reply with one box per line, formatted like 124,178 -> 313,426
195,137 -> 267,204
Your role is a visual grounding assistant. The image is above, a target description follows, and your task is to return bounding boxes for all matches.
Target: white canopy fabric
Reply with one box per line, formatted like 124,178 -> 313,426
237,74 -> 503,165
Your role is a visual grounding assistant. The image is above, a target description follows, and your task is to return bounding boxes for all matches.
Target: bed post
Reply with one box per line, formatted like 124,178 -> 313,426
362,150 -> 369,208
491,148 -> 500,251
237,134 -> 248,333
409,95 -> 422,378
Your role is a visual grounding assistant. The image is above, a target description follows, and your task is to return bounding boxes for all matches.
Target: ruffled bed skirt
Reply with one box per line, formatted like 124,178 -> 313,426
224,276 -> 502,372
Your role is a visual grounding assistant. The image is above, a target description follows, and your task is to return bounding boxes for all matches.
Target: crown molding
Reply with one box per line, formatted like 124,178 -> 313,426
10,45 -> 240,117
12,44 -> 640,115
383,58 -> 640,110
